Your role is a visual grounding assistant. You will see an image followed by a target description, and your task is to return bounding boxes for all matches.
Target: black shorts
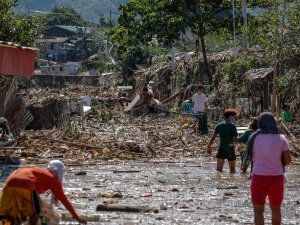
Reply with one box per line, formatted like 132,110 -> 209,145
216,149 -> 236,161
31,190 -> 41,215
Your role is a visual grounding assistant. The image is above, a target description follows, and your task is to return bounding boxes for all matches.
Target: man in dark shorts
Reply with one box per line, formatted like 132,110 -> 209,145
207,109 -> 238,173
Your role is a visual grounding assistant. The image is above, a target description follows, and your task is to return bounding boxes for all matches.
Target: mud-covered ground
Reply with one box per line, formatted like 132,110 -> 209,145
2,157 -> 299,225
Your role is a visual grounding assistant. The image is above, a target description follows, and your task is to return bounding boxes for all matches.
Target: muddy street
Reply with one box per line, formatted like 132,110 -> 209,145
2,158 -> 299,224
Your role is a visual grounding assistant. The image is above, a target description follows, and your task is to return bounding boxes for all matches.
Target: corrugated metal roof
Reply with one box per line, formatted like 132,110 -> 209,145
0,41 -> 37,50
38,37 -> 70,43
0,82 -> 33,136
0,42 -> 36,77
4,96 -> 34,134
0,84 -> 8,117
55,25 -> 92,34
244,68 -> 274,81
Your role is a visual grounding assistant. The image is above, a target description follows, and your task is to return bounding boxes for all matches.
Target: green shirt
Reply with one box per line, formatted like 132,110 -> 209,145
238,130 -> 253,144
215,122 -> 238,151
281,111 -> 293,123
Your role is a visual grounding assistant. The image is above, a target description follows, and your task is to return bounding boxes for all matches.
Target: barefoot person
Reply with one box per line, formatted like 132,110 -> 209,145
244,112 -> 291,225
207,109 -> 238,173
0,160 -> 86,225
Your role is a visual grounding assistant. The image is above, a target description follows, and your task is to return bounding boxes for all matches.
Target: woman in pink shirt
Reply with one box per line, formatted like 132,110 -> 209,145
244,112 -> 291,225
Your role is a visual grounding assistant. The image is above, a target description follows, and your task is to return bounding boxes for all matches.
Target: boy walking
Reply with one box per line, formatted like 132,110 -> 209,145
207,109 -> 238,173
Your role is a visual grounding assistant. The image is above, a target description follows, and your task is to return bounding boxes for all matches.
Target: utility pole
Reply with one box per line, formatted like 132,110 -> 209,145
242,0 -> 248,50
109,0 -> 112,22
27,0 -> 32,16
232,0 -> 236,46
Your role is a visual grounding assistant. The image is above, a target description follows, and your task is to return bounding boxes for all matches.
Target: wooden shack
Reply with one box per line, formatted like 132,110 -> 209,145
244,68 -> 274,115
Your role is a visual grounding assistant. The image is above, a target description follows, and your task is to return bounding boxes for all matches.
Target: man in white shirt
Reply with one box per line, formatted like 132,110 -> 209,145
192,84 -> 208,113
192,84 -> 209,134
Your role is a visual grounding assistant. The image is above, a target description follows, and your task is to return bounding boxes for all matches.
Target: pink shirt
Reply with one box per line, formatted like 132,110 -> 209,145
252,134 -> 289,176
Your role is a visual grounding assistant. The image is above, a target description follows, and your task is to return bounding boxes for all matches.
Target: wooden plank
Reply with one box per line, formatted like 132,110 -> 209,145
96,204 -> 159,213
124,95 -> 142,112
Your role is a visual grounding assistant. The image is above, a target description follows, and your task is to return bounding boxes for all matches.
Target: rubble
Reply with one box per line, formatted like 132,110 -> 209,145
1,102 -> 298,164
4,113 -> 211,164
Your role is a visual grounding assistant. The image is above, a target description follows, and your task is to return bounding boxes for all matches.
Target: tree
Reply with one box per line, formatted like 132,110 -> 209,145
0,0 -> 42,46
247,0 -> 300,112
180,0 -> 234,83
111,0 -> 236,84
43,4 -> 86,28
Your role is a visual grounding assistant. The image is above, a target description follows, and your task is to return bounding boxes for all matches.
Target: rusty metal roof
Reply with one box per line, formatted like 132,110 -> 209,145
0,41 -> 37,51
244,68 -> 274,81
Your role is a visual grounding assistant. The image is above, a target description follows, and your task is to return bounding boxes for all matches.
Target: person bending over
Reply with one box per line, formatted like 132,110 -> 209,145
0,160 -> 86,225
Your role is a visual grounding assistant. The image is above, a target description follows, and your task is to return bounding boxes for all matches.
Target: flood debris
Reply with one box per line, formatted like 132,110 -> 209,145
96,204 -> 159,213
97,192 -> 123,198
61,213 -> 100,222
1,112 -> 215,164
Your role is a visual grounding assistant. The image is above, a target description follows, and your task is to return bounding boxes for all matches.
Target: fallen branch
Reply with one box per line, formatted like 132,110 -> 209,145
112,170 -> 141,173
96,204 -> 159,213
45,138 -> 102,150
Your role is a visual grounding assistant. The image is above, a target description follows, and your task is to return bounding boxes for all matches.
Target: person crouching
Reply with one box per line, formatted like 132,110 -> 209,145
0,160 -> 86,225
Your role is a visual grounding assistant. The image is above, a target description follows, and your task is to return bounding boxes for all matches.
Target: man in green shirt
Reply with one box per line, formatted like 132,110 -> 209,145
207,109 -> 238,173
281,104 -> 293,123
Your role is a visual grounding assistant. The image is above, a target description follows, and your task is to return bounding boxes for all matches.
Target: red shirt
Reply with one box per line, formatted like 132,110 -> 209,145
140,91 -> 151,104
4,167 -> 79,219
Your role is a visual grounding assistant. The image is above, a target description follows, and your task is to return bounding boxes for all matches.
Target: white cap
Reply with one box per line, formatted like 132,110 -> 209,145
47,160 -> 65,183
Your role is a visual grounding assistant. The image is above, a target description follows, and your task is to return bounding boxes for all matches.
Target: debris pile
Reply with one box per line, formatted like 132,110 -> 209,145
132,49 -> 252,106
3,112 -> 211,164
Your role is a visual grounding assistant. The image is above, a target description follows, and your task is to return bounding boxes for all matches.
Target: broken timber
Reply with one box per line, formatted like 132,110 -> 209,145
96,204 -> 159,213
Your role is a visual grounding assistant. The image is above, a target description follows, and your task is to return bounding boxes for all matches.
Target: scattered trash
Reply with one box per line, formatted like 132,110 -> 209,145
97,192 -> 123,198
75,171 -> 87,176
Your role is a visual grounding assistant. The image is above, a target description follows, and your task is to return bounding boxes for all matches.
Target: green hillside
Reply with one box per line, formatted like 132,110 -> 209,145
15,0 -> 128,23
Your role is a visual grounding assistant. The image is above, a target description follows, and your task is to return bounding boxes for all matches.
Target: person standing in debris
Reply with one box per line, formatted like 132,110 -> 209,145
0,117 -> 13,141
243,112 -> 291,225
0,160 -> 86,225
147,81 -> 155,94
239,118 -> 258,172
192,84 -> 209,133
140,87 -> 151,105
207,109 -> 238,173
192,84 -> 208,114
118,93 -> 130,107
281,104 -> 293,124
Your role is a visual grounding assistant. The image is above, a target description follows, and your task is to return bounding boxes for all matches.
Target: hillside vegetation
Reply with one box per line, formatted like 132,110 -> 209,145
15,0 -> 128,22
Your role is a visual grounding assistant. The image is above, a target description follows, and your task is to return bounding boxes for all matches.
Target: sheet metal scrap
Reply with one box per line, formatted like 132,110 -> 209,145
0,81 -> 33,136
